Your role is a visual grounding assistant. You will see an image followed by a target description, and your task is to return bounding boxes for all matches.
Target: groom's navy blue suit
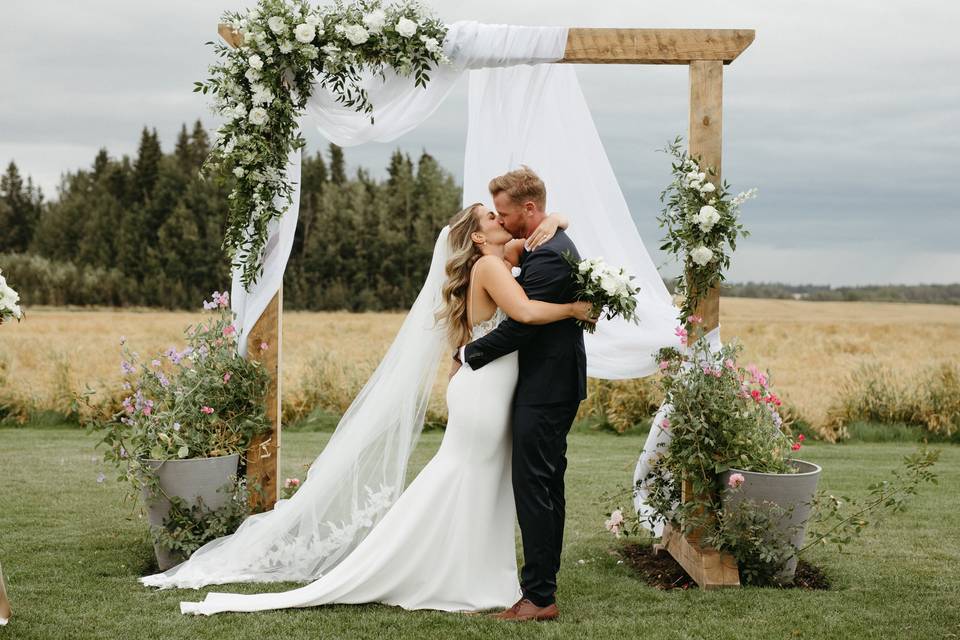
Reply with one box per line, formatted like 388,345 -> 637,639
464,229 -> 586,607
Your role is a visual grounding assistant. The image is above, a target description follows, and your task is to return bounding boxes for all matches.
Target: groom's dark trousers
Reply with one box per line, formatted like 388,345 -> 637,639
464,230 -> 587,608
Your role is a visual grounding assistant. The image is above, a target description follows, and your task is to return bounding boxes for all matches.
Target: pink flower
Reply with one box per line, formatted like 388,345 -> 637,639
674,326 -> 688,346
661,418 -> 671,429
724,358 -> 735,369
791,443 -> 801,451
747,363 -> 761,380
658,360 -> 670,371
142,404 -> 152,416
757,373 -> 769,387
750,389 -> 762,402
223,324 -> 236,337
284,478 -> 301,489
797,434 -> 806,442
223,372 -> 232,383
201,406 -> 215,415
259,341 -> 269,351
688,314 -> 703,325
728,473 -> 745,489
605,509 -> 625,537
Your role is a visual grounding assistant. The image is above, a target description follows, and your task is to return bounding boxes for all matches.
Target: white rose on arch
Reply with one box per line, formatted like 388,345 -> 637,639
248,107 -> 269,126
248,54 -> 264,70
690,245 -> 715,266
363,9 -> 386,33
344,24 -> 369,45
420,35 -> 441,53
267,16 -> 287,35
696,205 -> 721,232
395,17 -> 417,38
294,23 -> 316,44
700,182 -> 716,194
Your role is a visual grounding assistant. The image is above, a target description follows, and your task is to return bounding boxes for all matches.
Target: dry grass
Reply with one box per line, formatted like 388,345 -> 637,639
2,299 -> 959,432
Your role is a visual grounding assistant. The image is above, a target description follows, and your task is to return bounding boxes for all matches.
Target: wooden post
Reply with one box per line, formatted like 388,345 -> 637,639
656,59 -> 740,589
245,288 -> 282,510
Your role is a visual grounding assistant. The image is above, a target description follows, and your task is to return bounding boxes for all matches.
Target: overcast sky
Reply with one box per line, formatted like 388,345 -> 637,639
2,1 -> 958,285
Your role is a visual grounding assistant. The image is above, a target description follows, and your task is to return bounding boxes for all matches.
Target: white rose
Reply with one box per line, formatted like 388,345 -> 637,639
294,23 -> 316,43
578,261 -> 590,273
344,24 -> 369,45
363,9 -> 386,33
321,43 -> 341,56
248,107 -> 269,126
278,40 -> 294,54
305,14 -> 321,27
599,274 -> 618,296
248,54 -> 264,70
700,182 -> 716,193
252,86 -> 274,105
245,68 -> 261,82
231,104 -> 248,120
267,16 -> 287,35
690,245 -> 714,266
696,205 -> 720,232
300,44 -> 319,59
395,17 -> 417,38
233,166 -> 246,178
420,35 -> 441,53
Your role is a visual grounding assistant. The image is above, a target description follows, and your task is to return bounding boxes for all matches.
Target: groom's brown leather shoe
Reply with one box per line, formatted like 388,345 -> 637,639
492,598 -> 559,621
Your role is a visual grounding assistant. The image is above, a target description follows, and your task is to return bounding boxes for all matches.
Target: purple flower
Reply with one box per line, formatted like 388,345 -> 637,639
151,359 -> 161,368
96,472 -> 106,484
120,360 -> 136,375
119,446 -> 128,459
155,371 -> 170,387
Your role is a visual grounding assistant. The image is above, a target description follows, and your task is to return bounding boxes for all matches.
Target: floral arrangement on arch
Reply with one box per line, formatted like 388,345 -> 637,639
0,268 -> 23,324
198,0 -> 449,289
658,136 -> 757,322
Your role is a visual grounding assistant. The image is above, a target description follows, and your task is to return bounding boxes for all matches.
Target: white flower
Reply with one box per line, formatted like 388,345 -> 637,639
300,45 -> 319,59
267,16 -> 287,35
294,23 -> 316,44
363,9 -> 386,33
305,14 -> 321,28
233,166 -> 246,178
248,107 -> 269,126
278,40 -> 294,54
605,509 -> 625,537
420,35 -> 441,53
251,86 -> 275,105
700,182 -> 716,194
395,17 -> 417,37
321,43 -> 341,56
695,205 -> 721,232
247,54 -> 264,70
578,261 -> 590,273
230,103 -> 248,120
599,274 -> 619,296
244,68 -> 261,82
690,245 -> 714,266
344,24 -> 369,45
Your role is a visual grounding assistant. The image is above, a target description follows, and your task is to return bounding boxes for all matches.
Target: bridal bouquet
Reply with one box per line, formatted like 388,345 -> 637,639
0,269 -> 23,324
563,253 -> 640,333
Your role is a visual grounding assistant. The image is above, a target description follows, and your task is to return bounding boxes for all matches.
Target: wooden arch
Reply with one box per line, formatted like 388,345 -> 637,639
219,24 -> 755,589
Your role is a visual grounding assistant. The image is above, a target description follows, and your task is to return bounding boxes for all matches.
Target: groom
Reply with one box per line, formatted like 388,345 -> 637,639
455,167 -> 586,621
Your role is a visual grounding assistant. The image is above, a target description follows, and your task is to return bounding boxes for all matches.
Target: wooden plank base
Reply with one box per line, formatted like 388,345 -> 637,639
656,523 -> 740,589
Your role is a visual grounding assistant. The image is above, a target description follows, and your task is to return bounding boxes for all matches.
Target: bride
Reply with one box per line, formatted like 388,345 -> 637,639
162,203 -> 593,615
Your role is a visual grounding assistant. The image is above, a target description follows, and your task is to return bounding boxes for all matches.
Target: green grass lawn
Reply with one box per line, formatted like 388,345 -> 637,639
1,427 -> 958,640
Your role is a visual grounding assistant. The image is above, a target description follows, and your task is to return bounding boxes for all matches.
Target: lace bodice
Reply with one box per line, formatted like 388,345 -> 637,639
470,308 -> 507,340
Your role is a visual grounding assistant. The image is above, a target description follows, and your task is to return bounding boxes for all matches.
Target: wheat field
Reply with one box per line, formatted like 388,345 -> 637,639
2,298 -> 959,429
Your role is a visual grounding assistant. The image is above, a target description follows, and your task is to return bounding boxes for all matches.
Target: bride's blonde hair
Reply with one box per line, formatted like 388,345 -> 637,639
436,203 -> 486,348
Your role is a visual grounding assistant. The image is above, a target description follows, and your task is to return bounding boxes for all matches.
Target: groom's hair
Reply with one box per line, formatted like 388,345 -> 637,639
489,166 -> 546,211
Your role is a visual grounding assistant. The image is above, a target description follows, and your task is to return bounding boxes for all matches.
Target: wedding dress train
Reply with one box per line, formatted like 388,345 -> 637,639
181,310 -> 520,615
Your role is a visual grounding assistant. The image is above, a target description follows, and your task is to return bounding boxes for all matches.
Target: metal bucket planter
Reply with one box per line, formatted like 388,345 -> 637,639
720,459 -> 822,582
140,453 -> 240,570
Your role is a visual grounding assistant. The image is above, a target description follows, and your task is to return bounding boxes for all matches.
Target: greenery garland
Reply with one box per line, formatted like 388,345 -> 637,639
658,136 -> 756,322
197,0 -> 449,289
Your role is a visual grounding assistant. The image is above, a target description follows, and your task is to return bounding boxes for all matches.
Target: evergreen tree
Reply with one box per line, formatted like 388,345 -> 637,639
0,161 -> 42,253
329,143 -> 346,185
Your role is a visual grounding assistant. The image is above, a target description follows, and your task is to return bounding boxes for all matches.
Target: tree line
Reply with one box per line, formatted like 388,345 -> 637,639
1,122 -> 956,310
0,121 -> 460,310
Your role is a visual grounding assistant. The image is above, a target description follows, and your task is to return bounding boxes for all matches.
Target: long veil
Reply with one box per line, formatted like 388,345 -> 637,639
141,227 -> 452,588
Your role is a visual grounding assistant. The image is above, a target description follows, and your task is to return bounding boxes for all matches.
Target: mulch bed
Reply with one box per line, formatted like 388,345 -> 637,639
618,543 -> 831,590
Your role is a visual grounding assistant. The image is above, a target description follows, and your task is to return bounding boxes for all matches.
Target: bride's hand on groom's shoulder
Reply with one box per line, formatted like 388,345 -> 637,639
527,213 -> 568,251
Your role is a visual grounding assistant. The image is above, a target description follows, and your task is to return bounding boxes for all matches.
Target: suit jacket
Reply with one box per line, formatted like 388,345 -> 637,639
464,229 -> 587,406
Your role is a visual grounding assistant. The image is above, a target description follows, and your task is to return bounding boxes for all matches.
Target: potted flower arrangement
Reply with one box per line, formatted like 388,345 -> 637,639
90,291 -> 271,570
642,317 -> 818,584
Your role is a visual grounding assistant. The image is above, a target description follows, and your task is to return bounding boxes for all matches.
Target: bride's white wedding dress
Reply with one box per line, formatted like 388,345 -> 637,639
181,309 -> 520,616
